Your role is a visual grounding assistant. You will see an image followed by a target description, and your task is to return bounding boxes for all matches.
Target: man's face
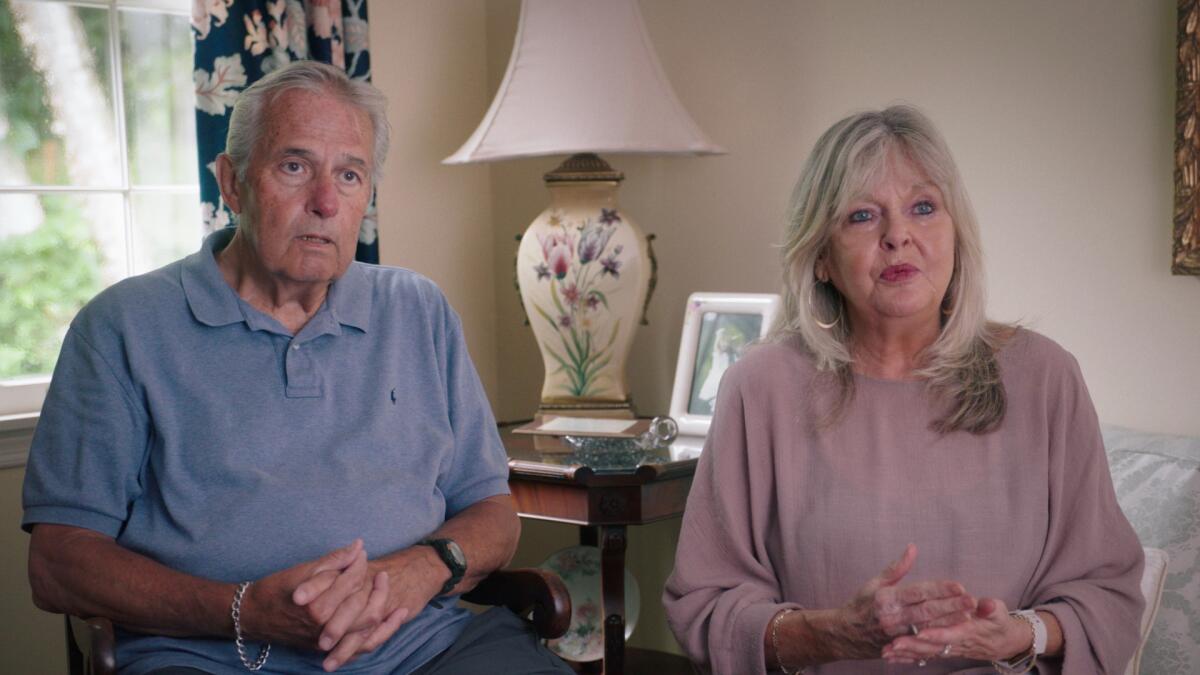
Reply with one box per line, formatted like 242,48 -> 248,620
229,88 -> 374,288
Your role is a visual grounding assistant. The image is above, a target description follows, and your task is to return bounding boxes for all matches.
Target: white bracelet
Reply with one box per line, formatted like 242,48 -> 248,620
1013,609 -> 1047,654
232,581 -> 271,671
991,610 -> 1040,673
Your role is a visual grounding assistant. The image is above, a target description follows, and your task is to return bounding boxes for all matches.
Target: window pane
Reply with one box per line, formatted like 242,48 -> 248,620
0,193 -> 125,378
120,9 -> 199,186
131,191 -> 204,274
0,1 -> 121,187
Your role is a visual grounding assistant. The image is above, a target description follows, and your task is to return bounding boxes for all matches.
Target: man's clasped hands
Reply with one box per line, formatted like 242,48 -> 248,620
238,539 -> 445,672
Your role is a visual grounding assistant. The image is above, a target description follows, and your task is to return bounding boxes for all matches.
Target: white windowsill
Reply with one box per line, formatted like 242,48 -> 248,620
0,413 -> 39,470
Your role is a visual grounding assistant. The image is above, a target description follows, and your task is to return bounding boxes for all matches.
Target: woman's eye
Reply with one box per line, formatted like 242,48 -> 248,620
913,200 -> 935,215
848,209 -> 873,223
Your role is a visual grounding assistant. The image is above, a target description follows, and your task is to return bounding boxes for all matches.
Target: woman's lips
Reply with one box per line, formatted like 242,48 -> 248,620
880,264 -> 918,282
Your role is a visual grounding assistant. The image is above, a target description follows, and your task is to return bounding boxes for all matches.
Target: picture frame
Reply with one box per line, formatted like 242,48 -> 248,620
1175,0 -> 1200,274
668,292 -> 780,439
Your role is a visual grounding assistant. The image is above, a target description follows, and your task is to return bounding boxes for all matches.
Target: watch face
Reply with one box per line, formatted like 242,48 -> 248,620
446,540 -> 466,568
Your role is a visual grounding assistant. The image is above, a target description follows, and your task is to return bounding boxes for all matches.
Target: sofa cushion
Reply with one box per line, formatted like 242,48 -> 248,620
1103,425 -> 1200,675
1127,547 -> 1170,675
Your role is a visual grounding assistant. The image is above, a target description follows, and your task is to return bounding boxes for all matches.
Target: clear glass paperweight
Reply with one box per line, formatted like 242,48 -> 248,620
562,416 -> 678,469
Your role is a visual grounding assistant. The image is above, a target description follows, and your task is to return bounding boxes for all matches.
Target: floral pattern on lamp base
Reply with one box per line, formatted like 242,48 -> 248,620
517,179 -> 650,411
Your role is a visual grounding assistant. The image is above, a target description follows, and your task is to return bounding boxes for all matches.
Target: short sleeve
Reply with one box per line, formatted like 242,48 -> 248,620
431,297 -> 510,517
22,321 -> 152,537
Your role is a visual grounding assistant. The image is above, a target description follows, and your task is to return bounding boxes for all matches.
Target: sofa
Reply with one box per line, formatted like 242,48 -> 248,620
1103,424 -> 1200,674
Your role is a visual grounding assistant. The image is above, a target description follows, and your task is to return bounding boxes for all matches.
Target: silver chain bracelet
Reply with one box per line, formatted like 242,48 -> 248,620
232,581 -> 271,671
772,608 -> 808,674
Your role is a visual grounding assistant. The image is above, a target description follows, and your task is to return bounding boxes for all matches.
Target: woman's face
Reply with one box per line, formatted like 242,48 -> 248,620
816,151 -> 956,337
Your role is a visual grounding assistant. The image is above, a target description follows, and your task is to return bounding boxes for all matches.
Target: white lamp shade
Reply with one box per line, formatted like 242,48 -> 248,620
444,0 -> 725,163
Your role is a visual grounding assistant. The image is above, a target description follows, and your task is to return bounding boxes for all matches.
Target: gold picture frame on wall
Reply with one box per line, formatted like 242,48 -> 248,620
1175,0 -> 1200,274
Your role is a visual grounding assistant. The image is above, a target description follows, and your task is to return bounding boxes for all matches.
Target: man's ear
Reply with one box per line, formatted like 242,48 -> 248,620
215,154 -> 243,215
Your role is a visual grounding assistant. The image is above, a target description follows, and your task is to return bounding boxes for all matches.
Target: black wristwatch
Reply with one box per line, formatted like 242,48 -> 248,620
419,538 -> 467,596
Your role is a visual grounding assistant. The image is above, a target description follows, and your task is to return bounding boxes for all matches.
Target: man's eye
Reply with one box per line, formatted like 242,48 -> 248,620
848,209 -> 873,223
914,200 -> 935,215
282,161 -> 303,173
341,170 -> 361,183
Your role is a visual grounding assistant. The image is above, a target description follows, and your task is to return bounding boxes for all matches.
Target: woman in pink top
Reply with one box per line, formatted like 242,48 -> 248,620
662,106 -> 1144,674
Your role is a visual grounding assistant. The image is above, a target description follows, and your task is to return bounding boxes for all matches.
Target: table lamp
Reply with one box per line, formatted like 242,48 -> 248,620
445,0 -> 724,417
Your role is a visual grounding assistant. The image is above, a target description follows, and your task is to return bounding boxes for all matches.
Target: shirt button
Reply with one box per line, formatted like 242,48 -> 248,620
292,344 -> 300,350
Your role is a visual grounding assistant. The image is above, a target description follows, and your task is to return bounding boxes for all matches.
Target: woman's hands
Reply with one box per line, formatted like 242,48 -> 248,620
881,597 -> 1034,666
772,545 -> 1058,670
770,544 -> 977,669
839,544 -> 977,655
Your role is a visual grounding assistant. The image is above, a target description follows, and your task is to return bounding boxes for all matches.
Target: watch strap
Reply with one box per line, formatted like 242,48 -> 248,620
419,538 -> 465,597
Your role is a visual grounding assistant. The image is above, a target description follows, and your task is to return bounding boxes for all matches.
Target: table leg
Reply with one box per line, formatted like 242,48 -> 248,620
599,525 -> 627,675
571,527 -> 604,673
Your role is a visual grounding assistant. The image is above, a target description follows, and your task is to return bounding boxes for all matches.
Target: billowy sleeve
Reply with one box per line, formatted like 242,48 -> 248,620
663,363 -> 798,675
1025,351 -> 1144,674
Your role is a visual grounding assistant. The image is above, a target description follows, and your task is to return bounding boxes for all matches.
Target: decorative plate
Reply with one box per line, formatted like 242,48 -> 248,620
538,545 -> 640,662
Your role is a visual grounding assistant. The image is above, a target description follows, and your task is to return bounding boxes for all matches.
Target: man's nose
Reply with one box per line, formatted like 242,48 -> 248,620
308,174 -> 339,218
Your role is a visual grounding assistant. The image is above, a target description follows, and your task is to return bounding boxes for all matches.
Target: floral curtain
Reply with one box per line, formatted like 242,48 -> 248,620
191,0 -> 378,263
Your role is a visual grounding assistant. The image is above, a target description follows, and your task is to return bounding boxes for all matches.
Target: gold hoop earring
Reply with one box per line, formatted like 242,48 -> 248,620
809,282 -> 842,329
941,292 -> 954,316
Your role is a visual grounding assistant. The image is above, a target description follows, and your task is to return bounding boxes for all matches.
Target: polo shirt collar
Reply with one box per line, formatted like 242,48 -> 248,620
181,229 -> 243,328
181,228 -> 372,334
326,261 -> 371,332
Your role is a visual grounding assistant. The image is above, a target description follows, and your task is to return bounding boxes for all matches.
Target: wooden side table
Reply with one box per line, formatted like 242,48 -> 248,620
500,425 -> 699,675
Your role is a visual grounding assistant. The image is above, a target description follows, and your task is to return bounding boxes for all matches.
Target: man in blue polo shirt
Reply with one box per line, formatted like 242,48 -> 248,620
21,61 -> 570,675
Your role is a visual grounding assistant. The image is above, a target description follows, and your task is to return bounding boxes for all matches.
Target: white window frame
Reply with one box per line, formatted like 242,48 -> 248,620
0,0 -> 194,424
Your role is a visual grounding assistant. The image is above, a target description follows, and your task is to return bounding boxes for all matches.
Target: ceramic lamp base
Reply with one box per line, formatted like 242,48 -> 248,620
515,154 -> 655,417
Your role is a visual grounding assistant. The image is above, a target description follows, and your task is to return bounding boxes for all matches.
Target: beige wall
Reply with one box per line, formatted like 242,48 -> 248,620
371,0 -> 500,400
483,0 -> 1198,437
3,0 -> 1196,668
0,466 -> 65,674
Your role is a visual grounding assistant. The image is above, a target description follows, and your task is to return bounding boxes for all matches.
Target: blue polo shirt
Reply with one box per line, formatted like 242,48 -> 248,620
22,229 -> 511,674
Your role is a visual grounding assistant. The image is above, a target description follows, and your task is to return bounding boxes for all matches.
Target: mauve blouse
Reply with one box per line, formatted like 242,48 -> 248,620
663,329 -> 1144,674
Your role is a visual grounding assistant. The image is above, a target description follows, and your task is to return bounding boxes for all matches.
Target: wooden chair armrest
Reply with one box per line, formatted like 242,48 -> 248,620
462,568 -> 572,639
66,615 -> 116,675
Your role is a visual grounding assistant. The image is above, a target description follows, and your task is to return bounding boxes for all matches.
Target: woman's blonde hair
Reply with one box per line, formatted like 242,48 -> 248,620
768,105 -> 1010,433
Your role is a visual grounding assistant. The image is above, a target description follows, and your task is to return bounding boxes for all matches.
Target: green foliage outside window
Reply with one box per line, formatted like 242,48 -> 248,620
1,2 -> 200,383
0,202 -> 102,377
0,1 -> 63,184
0,1 -> 106,378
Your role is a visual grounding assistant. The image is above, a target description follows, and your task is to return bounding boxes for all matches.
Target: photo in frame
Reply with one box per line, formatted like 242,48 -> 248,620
668,292 -> 780,439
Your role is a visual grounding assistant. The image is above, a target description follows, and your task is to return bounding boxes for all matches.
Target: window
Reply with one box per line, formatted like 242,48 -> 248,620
0,0 -> 200,417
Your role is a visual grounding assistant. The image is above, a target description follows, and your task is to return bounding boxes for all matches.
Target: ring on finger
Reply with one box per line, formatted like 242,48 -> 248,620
940,643 -> 952,657
917,659 -> 927,667
909,623 -> 920,636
